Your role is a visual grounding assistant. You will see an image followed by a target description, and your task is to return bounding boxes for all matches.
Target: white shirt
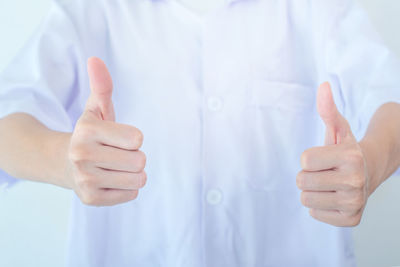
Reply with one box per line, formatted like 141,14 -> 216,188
1,0 -> 400,266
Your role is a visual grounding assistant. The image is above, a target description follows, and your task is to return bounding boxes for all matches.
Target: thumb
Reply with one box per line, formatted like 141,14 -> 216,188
317,82 -> 354,145
86,57 -> 115,121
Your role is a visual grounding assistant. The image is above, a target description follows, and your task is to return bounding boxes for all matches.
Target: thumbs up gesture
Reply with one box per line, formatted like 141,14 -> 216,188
67,57 -> 147,206
296,82 -> 369,227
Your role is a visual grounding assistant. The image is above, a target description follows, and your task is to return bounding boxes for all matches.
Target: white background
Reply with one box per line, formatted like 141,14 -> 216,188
0,0 -> 399,266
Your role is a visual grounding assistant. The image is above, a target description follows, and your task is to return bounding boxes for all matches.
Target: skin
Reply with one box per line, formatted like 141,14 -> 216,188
297,82 -> 400,226
0,58 -> 399,226
0,57 -> 147,206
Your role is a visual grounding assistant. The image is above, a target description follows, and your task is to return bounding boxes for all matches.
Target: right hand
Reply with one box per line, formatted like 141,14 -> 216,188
67,57 -> 147,206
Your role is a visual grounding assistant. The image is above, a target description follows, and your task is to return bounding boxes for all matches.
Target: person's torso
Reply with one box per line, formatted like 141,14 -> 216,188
64,0 -> 355,266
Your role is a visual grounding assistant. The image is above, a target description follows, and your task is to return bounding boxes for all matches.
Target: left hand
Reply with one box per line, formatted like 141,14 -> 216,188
296,82 -> 369,227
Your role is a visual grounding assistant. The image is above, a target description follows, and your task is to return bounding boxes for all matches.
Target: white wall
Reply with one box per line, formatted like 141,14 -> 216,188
0,1 -> 71,267
350,1 -> 400,266
0,1 -> 399,266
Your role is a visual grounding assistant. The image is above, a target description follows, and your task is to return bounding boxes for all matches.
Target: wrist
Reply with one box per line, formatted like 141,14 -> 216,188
359,137 -> 387,196
43,131 -> 74,189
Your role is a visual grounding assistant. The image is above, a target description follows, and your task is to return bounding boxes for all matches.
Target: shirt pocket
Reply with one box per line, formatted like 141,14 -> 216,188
250,80 -> 315,114
245,79 -> 317,191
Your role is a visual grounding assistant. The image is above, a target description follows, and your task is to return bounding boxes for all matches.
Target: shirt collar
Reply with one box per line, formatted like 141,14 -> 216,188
148,0 -> 250,4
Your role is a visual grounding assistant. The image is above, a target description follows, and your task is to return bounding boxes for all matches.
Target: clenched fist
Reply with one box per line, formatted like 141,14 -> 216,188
67,57 -> 147,206
296,82 -> 369,227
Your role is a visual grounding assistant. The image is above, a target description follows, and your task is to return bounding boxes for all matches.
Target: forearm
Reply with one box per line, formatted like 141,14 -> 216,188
0,113 -> 73,189
359,102 -> 400,196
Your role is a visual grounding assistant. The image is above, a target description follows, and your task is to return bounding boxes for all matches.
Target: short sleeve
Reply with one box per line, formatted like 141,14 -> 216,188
0,1 -> 85,188
323,0 -> 400,176
324,1 -> 400,137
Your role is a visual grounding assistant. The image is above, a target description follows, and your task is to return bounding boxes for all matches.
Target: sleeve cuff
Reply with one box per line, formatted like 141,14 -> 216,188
0,91 -> 73,132
353,89 -> 400,176
0,92 -> 73,189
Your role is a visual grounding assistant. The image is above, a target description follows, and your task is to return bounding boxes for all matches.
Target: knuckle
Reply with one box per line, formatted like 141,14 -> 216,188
75,173 -> 96,190
76,120 -> 97,140
136,151 -> 147,171
300,192 -> 309,207
348,214 -> 362,227
69,145 -> 92,164
308,208 -> 317,219
339,192 -> 364,212
68,148 -> 80,163
345,149 -> 364,169
70,148 -> 90,166
354,174 -> 366,189
340,204 -> 363,226
138,171 -> 147,188
80,191 -> 100,206
128,172 -> 147,189
296,172 -> 305,189
129,190 -> 139,201
300,151 -> 311,169
351,194 -> 365,210
346,173 -> 365,190
131,128 -> 144,148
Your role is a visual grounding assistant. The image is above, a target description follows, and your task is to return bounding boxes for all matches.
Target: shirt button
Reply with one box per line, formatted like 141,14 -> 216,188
207,97 -> 223,112
206,189 -> 223,205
